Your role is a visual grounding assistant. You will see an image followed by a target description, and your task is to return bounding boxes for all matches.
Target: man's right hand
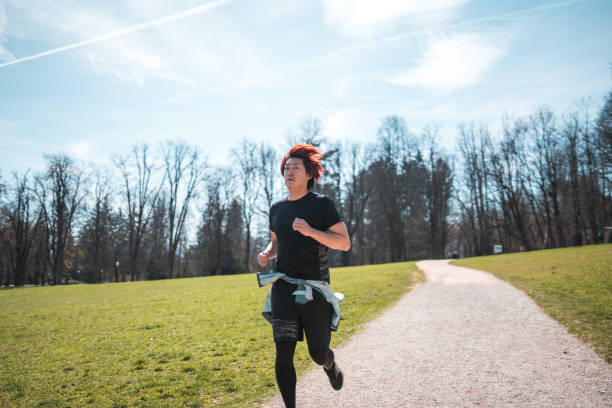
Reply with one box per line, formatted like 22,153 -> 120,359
257,251 -> 270,267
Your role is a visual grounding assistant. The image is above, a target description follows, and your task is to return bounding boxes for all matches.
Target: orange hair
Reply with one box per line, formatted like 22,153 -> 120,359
280,144 -> 325,191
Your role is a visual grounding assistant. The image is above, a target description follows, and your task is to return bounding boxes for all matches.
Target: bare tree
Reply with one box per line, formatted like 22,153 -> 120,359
370,115 -> 419,261
286,117 -> 325,149
562,113 -> 585,245
77,166 -> 114,282
162,140 -> 206,278
340,141 -> 373,266
256,142 -> 279,214
197,167 -> 237,275
457,122 -> 494,256
143,192 -> 168,280
109,208 -> 128,282
223,198 -> 245,274
34,154 -> 86,285
5,172 -> 41,286
595,90 -> 612,229
576,101 -> 603,243
230,139 -> 258,273
31,180 -> 51,286
488,117 -> 534,251
113,144 -> 161,281
423,126 -> 453,259
318,141 -> 342,206
0,215 -> 9,286
529,108 -> 566,247
0,171 -> 5,206
0,172 -> 8,286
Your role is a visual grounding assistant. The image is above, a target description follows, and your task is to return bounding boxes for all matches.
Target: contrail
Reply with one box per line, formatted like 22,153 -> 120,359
0,0 -> 233,68
381,0 -> 587,43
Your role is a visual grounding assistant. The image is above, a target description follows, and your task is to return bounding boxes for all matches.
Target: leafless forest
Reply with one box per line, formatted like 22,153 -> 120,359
1,92 -> 610,286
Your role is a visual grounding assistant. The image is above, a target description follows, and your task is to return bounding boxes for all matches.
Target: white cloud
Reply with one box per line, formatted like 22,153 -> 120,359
388,33 -> 506,90
123,48 -> 164,68
66,141 -> 92,159
83,3 -> 268,90
323,0 -> 468,36
324,109 -> 359,138
0,0 -> 234,68
0,0 -> 269,90
0,1 -> 14,61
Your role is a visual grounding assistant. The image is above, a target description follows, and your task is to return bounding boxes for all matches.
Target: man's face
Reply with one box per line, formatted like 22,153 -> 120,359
283,157 -> 311,190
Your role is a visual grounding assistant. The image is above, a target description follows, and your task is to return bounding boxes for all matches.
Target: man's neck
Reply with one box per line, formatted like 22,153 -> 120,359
287,188 -> 309,201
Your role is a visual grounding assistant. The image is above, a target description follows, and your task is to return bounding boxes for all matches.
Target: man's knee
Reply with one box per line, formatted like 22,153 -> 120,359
308,347 -> 333,366
275,340 -> 296,367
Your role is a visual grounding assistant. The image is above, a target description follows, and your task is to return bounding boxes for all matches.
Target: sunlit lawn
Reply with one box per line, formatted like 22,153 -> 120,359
453,244 -> 612,362
0,262 -> 421,407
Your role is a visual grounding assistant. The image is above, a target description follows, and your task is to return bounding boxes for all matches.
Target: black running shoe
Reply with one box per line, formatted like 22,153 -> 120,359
323,361 -> 343,390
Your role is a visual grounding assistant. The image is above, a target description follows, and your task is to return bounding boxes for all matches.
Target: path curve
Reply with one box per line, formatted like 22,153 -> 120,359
259,260 -> 611,407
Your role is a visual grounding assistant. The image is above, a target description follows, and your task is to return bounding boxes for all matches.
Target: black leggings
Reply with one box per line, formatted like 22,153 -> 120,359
271,280 -> 335,408
275,341 -> 335,408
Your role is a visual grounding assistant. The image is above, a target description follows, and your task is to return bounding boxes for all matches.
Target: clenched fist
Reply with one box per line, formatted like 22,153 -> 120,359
292,217 -> 314,237
257,250 -> 270,267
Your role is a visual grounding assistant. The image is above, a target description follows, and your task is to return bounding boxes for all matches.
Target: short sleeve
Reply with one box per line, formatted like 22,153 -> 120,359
321,196 -> 342,230
269,208 -> 275,232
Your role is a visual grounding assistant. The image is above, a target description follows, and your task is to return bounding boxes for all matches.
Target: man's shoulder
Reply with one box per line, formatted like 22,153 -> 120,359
270,193 -> 335,211
270,198 -> 287,211
311,192 -> 335,205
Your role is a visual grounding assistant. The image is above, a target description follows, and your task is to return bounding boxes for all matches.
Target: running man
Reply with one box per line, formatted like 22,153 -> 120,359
257,144 -> 351,408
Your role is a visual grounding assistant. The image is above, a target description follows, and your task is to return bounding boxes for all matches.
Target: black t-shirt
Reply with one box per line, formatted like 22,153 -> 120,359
269,192 -> 342,282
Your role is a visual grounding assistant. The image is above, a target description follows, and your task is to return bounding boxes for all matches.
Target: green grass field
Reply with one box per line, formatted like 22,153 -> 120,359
0,262 -> 421,407
453,244 -> 612,362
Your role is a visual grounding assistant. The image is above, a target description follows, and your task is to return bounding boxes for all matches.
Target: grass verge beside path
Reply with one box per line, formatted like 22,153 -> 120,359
0,262 -> 419,407
452,244 -> 611,363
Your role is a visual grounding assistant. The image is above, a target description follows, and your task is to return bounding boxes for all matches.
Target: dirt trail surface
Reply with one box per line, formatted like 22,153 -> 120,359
259,260 -> 611,408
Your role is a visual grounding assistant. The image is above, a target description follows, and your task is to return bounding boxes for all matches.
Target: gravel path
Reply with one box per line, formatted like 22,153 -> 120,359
259,260 -> 611,407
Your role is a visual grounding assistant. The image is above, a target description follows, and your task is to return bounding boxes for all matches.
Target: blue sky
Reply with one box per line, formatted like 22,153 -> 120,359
1,0 -> 611,175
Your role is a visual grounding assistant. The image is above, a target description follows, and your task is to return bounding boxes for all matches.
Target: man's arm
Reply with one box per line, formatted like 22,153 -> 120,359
257,231 -> 278,267
292,219 -> 351,251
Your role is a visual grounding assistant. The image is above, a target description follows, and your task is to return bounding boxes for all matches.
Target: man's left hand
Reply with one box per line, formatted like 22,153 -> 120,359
292,217 -> 314,237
